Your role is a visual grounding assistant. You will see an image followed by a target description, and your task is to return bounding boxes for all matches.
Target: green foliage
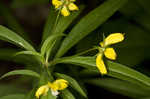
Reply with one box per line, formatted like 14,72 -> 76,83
41,34 -> 65,60
53,56 -> 150,88
0,94 -> 25,99
55,0 -> 128,58
0,69 -> 40,79
1,0 -> 150,98
86,78 -> 150,98
0,26 -> 35,51
61,89 -> 76,99
15,51 -> 45,63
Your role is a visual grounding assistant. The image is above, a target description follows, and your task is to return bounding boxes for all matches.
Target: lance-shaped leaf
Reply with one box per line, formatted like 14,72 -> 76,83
55,0 -> 128,57
55,73 -> 87,98
0,26 -> 35,51
15,51 -> 45,63
86,78 -> 150,98
0,69 -> 40,79
61,89 -> 75,99
53,56 -> 150,87
41,34 -> 65,56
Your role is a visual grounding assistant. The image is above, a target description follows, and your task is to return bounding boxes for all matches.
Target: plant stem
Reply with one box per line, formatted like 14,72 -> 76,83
52,10 -> 61,34
46,67 -> 54,81
48,47 -> 98,66
43,64 -> 54,81
73,47 -> 98,56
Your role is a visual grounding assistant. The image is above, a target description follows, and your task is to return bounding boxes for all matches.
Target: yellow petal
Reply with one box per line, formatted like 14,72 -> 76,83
61,6 -> 70,16
48,79 -> 68,91
48,82 -> 59,91
52,0 -> 63,8
99,42 -> 104,47
105,33 -> 124,46
68,3 -> 79,11
104,48 -> 116,60
96,53 -> 107,74
35,85 -> 49,98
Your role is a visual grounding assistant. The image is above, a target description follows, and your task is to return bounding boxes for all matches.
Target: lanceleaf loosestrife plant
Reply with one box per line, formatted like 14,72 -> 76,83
1,0 -> 150,99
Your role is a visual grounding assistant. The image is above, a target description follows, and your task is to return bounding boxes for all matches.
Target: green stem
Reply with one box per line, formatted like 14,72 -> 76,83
73,47 -> 98,56
48,47 -> 98,66
52,10 -> 61,34
43,64 -> 54,81
46,67 -> 54,81
45,40 -> 56,63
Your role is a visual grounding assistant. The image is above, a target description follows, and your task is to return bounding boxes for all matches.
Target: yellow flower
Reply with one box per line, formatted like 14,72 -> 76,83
61,6 -> 70,17
96,33 -> 124,75
35,85 -> 49,98
48,79 -> 68,96
68,3 -> 79,11
52,0 -> 79,16
35,79 -> 68,98
52,0 -> 63,8
104,33 -> 124,46
48,79 -> 68,91
104,48 -> 116,60
96,53 -> 107,74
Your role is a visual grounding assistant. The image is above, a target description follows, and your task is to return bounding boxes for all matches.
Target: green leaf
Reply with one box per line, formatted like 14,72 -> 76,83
0,48 -> 39,66
86,78 -> 150,98
0,94 -> 25,99
55,0 -> 128,57
61,89 -> 75,99
52,56 -> 96,69
0,69 -> 40,79
41,34 -> 65,56
55,73 -> 87,98
107,61 -> 150,88
0,26 -> 35,51
15,51 -> 45,63
53,56 -> 150,87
